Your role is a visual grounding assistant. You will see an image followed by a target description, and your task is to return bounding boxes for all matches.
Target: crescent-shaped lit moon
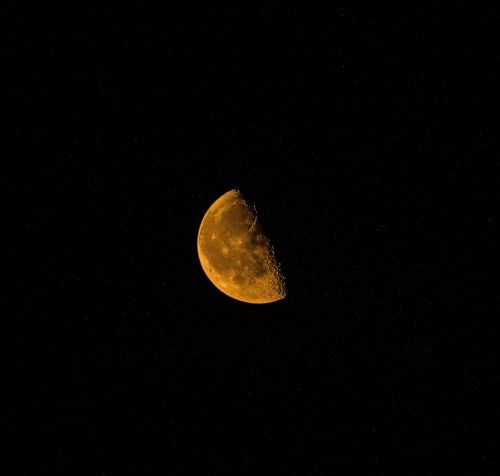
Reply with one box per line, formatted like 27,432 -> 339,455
197,189 -> 286,304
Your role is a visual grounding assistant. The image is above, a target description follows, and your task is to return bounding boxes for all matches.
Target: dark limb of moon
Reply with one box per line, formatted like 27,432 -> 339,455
197,189 -> 286,304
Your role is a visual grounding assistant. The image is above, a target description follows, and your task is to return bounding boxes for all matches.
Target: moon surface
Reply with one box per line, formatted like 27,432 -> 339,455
197,189 -> 286,304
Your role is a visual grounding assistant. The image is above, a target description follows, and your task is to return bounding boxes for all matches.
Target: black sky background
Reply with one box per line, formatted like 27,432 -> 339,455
6,3 -> 498,474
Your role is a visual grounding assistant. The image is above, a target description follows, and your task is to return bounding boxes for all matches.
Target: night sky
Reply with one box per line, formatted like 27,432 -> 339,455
7,4 -> 497,474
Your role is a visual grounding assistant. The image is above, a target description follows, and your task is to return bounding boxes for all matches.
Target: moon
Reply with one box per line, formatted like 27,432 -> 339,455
197,189 -> 286,304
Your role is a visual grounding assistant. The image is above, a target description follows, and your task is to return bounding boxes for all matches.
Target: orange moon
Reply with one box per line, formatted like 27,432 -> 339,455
197,189 -> 286,304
